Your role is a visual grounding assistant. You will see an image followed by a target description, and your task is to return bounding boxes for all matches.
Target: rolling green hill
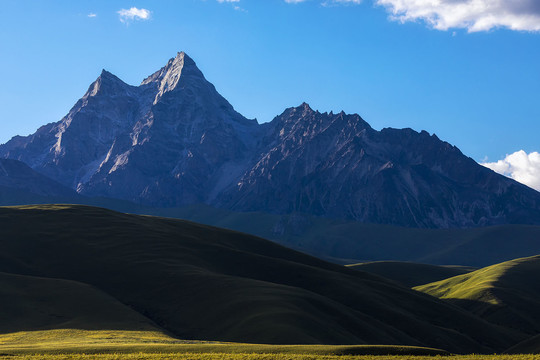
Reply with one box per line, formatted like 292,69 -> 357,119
0,271 -> 167,335
0,205 -> 524,353
347,262 -> 475,287
3,198 -> 540,268
150,204 -> 540,268
415,255 -> 540,335
505,334 -> 540,354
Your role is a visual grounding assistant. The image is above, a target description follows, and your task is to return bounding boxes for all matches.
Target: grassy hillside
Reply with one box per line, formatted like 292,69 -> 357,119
0,205 -> 524,353
0,329 -> 180,349
2,356 -> 539,360
1,355 -> 540,360
4,196 -> 540,268
347,262 -> 475,287
506,334 -> 540,354
415,255 -> 540,334
0,339 -> 535,360
0,336 -> 449,356
0,272 -> 170,334
151,204 -> 540,267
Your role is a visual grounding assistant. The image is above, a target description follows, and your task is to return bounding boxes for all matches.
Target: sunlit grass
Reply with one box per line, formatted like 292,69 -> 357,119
0,330 -> 451,358
1,353 -> 540,360
414,256 -> 539,305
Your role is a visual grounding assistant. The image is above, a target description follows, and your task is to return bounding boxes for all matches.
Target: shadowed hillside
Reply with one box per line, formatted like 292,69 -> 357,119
0,272 -> 165,334
0,205 -> 525,353
506,334 -> 540,354
415,255 -> 540,335
151,204 -> 540,268
347,262 -> 475,287
3,182 -> 540,269
0,159 -> 79,205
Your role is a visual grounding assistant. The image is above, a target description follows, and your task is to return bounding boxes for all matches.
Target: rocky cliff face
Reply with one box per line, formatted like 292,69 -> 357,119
2,52 -> 540,227
222,103 -> 540,227
1,52 -> 261,206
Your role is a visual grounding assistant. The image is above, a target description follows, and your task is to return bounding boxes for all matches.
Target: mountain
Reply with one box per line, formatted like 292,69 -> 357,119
415,255 -> 540,335
0,52 -> 260,207
0,158 -> 176,212
218,103 -> 540,227
0,204 -> 525,353
0,158 -> 78,204
2,52 -> 540,227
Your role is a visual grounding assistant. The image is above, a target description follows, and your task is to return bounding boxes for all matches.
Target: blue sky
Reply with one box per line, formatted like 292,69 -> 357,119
1,0 -> 539,184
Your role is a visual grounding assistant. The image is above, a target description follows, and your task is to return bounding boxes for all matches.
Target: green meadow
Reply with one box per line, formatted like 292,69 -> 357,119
2,355 -> 540,360
0,331 -> 537,359
2,205 -> 540,357
0,330 -> 449,359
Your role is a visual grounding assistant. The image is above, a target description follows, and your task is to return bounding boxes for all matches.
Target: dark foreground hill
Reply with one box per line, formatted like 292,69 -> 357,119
415,255 -> 540,335
506,334 -> 540,354
0,271 -> 163,334
2,187 -> 540,269
0,205 -> 524,353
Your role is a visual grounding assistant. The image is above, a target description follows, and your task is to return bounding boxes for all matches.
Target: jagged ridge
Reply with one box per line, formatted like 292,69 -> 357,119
1,52 -> 540,228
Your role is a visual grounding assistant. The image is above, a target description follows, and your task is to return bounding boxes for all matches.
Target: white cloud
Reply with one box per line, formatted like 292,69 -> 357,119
87,13 -> 97,18
482,150 -> 540,191
216,0 -> 246,11
376,0 -> 540,32
117,7 -> 151,23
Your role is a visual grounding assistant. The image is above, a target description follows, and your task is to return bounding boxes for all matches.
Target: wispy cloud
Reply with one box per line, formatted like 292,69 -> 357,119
216,0 -> 246,12
117,7 -> 152,23
87,13 -> 97,18
376,0 -> 540,32
482,150 -> 540,192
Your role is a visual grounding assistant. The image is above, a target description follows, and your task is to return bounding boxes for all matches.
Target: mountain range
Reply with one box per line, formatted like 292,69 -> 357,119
2,52 -> 540,228
3,52 -> 540,354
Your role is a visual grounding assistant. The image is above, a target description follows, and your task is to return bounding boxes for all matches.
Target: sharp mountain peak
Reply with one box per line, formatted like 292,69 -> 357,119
95,69 -> 131,85
140,51 -> 205,102
2,51 -> 540,228
85,69 -> 132,98
86,52 -> 204,101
